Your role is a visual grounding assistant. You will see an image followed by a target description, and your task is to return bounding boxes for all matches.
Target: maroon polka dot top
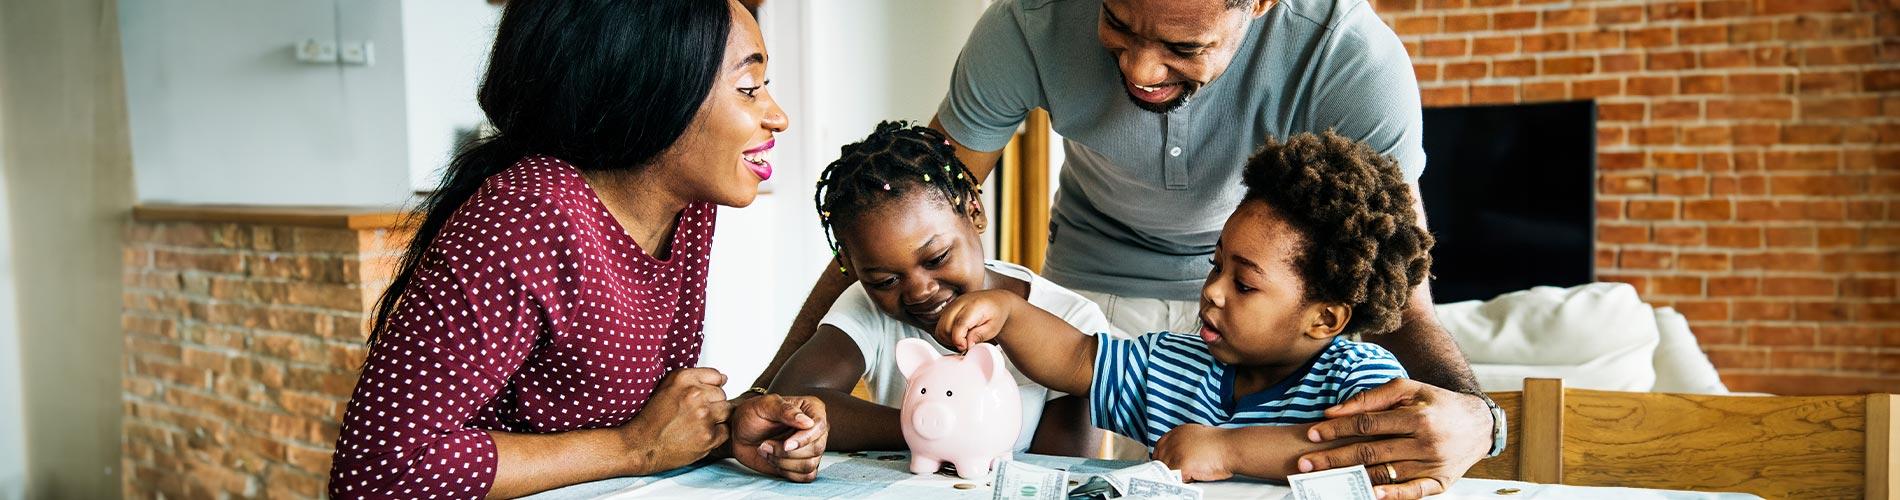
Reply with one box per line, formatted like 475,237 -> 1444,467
328,156 -> 716,499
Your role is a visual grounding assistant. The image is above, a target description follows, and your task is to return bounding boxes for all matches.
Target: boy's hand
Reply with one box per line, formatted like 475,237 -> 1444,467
1152,424 -> 1236,483
933,289 -> 1019,352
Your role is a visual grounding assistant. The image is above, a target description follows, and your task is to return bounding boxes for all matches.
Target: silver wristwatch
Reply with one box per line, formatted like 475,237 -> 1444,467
1476,392 -> 1506,458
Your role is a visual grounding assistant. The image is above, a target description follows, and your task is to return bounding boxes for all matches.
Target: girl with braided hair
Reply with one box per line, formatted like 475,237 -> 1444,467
767,121 -> 1124,456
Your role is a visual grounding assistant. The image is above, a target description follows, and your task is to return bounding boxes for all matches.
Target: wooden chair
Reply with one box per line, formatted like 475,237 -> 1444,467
1471,378 -> 1898,499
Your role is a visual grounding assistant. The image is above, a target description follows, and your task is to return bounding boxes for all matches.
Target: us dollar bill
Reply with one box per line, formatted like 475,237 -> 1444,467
1288,465 -> 1377,500
991,459 -> 1069,500
1099,460 -> 1178,495
1123,477 -> 1202,500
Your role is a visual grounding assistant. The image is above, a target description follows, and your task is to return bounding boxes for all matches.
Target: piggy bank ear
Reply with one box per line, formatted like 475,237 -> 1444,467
895,338 -> 937,378
967,343 -> 1006,382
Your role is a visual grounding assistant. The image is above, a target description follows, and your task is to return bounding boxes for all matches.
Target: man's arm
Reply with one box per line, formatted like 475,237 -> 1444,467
1363,187 -> 1480,394
1366,281 -> 1479,394
1296,186 -> 1492,500
748,117 -> 1004,390
931,116 -> 1005,182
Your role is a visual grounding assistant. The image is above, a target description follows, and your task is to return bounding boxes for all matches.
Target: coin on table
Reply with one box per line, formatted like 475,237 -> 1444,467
1068,480 -> 1079,486
1495,487 -> 1522,495
953,483 -> 976,490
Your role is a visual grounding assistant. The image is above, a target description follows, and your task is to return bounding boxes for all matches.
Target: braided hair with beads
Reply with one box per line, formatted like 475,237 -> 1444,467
814,121 -> 984,275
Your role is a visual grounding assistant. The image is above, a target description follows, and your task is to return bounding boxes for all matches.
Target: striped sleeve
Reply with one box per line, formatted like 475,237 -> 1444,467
1089,333 -> 1151,441
1336,344 -> 1409,402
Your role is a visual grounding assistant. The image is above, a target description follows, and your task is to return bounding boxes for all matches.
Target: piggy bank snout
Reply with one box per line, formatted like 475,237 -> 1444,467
909,401 -> 957,440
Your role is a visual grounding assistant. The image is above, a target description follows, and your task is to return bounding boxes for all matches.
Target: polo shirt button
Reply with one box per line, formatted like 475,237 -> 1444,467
1169,146 -> 1182,157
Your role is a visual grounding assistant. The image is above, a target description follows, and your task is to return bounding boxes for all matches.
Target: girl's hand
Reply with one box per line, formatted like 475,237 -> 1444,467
728,394 -> 830,482
932,289 -> 1020,352
1153,423 -> 1236,483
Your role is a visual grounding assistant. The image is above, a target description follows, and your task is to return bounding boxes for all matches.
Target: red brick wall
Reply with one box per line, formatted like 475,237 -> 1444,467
1376,0 -> 1899,393
121,221 -> 401,498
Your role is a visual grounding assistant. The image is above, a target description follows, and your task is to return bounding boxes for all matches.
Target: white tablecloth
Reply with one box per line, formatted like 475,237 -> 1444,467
525,452 -> 1763,500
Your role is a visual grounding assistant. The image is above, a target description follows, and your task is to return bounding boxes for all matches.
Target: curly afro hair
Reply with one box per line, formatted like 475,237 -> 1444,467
1241,131 -> 1434,337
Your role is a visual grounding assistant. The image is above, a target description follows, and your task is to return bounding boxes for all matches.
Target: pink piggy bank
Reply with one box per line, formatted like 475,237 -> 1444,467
895,337 -> 1022,479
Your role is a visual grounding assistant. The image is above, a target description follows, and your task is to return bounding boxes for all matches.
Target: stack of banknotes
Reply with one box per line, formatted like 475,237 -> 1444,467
991,459 -> 1377,500
990,459 -> 1198,500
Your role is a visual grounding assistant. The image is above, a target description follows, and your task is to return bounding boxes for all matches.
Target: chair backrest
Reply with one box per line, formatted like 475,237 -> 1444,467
1466,389 -> 1525,481
1474,378 -> 1897,499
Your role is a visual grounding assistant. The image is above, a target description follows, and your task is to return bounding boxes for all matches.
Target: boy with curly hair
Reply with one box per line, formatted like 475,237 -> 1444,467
933,131 -> 1434,482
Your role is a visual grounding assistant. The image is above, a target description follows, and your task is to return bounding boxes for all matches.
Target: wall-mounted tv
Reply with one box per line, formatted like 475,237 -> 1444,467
1419,100 -> 1598,304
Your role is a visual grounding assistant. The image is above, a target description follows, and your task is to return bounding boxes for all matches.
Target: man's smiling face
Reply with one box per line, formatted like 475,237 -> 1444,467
1097,0 -> 1270,113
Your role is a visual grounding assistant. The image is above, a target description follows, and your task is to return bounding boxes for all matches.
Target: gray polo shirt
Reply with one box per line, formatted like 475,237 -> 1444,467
937,0 -> 1426,301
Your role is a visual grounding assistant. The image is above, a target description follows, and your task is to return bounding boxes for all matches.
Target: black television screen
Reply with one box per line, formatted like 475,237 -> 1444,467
1419,100 -> 1597,304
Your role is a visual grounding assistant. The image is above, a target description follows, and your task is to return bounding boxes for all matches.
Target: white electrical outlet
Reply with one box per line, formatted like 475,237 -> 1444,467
294,38 -> 337,63
340,41 -> 375,66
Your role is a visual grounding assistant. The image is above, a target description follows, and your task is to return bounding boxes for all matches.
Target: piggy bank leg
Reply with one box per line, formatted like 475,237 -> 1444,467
909,455 -> 943,475
950,457 -> 995,480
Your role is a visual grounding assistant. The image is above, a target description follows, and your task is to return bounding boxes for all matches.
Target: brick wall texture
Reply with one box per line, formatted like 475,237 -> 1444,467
118,2 -> 1898,495
1376,0 -> 1899,393
121,222 -> 402,498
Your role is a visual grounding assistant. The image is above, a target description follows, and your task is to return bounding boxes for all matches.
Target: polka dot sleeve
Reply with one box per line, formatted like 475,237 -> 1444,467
327,249 -> 542,499
326,156 -> 717,499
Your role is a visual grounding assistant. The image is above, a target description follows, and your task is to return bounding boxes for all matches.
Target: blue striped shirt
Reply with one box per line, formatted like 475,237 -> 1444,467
1089,333 -> 1407,447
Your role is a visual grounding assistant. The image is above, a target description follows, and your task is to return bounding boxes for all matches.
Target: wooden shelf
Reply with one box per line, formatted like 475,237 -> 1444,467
132,203 -> 407,230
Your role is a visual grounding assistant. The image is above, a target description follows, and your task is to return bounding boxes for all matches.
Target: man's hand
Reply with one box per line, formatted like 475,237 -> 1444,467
728,394 -> 830,482
1152,424 -> 1235,483
1297,379 -> 1492,500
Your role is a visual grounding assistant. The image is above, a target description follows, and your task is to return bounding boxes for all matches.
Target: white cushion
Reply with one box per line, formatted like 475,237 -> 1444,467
1436,283 -> 1660,392
1649,307 -> 1729,394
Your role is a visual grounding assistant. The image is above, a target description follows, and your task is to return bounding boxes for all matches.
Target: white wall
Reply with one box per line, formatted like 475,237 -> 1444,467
401,1 -> 501,191
0,56 -> 25,500
698,0 -> 990,395
119,0 -> 491,206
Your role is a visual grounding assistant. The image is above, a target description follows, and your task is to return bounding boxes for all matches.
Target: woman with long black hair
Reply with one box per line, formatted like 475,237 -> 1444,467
327,1 -> 826,498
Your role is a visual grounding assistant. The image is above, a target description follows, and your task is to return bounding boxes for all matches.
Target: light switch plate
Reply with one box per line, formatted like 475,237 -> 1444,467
340,41 -> 375,66
294,38 -> 337,63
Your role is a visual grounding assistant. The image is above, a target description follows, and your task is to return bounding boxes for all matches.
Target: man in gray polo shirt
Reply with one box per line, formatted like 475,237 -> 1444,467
759,0 -> 1498,497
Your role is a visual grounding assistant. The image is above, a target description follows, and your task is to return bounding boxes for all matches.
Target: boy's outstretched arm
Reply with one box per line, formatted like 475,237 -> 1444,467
1155,423 -> 1372,482
934,289 -> 1096,395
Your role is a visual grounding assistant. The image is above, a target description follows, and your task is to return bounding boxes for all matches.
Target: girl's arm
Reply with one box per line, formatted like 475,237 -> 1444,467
1025,395 -> 1103,457
766,325 -> 908,451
